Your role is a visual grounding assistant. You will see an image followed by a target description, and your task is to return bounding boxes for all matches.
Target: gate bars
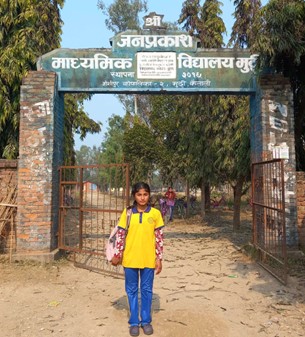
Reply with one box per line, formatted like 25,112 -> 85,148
252,159 -> 288,284
58,164 -> 129,276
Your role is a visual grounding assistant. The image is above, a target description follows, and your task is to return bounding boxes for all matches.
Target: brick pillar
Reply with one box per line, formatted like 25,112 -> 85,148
251,74 -> 298,247
296,172 -> 305,249
16,71 -> 64,261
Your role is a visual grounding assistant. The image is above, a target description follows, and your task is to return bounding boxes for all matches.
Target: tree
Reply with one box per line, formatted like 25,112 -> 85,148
178,0 -> 201,36
0,0 -> 102,161
178,0 -> 226,217
0,0 -> 63,158
148,95 -> 184,186
76,145 -> 99,167
99,115 -> 125,164
211,95 -> 251,230
97,0 -> 148,34
123,119 -> 157,183
229,0 -> 262,48
225,0 -> 263,228
179,0 -> 226,48
178,1 -> 253,228
198,0 -> 226,48
64,94 -> 102,166
252,0 -> 305,170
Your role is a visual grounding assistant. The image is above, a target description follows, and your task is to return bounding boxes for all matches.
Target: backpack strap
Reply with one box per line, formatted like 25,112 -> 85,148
125,206 -> 132,234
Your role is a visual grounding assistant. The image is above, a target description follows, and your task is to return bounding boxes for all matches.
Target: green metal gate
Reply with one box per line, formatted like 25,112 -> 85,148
58,164 -> 130,276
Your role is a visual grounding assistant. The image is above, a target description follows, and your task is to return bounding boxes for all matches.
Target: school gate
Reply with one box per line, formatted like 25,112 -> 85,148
15,13 -> 298,280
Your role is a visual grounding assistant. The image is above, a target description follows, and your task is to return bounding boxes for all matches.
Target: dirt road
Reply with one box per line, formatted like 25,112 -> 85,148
1,211 -> 304,337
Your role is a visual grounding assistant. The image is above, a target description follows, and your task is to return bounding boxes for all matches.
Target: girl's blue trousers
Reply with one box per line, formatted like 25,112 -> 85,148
124,267 -> 155,326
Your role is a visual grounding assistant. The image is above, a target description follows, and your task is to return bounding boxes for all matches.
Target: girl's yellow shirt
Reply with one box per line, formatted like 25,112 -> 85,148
118,206 -> 164,268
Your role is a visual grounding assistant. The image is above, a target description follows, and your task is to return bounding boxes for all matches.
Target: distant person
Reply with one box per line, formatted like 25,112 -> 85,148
165,186 -> 176,222
111,182 -> 164,336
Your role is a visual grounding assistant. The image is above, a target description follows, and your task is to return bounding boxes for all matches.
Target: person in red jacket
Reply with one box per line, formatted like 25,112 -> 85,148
165,186 -> 176,222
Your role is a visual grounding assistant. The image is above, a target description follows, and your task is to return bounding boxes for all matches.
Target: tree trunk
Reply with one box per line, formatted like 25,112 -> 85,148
233,177 -> 244,231
200,179 -> 206,219
186,180 -> 190,218
205,183 -> 211,210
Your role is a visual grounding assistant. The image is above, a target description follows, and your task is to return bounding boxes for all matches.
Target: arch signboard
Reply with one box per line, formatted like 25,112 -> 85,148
37,13 -> 258,94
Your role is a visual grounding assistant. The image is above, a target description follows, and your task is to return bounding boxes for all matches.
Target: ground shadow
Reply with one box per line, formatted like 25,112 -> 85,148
112,292 -> 161,314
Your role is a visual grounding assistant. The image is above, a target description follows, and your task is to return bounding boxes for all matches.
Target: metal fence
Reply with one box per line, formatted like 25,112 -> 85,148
252,159 -> 287,284
58,164 -> 129,276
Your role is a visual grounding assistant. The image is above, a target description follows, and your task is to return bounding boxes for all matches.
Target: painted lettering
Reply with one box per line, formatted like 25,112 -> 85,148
178,53 -> 256,73
116,34 -> 193,49
51,54 -> 133,70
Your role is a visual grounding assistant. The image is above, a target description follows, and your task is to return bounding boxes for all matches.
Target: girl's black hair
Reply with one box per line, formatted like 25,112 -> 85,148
131,182 -> 151,197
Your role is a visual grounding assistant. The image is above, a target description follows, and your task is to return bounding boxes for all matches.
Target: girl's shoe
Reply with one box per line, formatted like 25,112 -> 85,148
129,325 -> 139,336
142,324 -> 153,335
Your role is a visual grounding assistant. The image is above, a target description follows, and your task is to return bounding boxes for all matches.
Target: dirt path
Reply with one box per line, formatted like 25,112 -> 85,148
1,211 -> 305,337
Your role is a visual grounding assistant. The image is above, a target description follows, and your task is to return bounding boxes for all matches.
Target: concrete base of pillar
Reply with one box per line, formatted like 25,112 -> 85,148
287,249 -> 305,258
12,249 -> 63,264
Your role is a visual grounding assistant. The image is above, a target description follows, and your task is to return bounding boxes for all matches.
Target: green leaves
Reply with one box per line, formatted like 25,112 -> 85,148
0,0 -> 102,163
0,0 -> 64,159
253,0 -> 305,170
179,0 -> 226,48
100,114 -> 125,165
123,120 -> 157,182
258,0 -> 305,63
229,0 -> 262,48
63,94 -> 102,166
97,0 -> 148,33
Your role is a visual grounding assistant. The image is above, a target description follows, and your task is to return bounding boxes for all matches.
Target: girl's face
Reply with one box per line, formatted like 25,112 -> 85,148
134,188 -> 150,207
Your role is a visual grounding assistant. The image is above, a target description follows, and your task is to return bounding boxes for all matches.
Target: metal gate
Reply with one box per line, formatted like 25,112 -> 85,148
252,159 -> 288,284
58,164 -> 129,276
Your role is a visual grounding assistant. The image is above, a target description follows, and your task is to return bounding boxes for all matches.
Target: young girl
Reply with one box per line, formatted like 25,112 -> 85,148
111,182 -> 164,336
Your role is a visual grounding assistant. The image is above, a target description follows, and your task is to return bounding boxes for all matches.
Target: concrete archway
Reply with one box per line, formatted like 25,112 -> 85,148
15,13 -> 298,260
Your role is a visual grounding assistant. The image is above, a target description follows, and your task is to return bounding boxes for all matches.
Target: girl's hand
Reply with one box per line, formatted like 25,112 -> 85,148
111,256 -> 121,266
155,259 -> 162,274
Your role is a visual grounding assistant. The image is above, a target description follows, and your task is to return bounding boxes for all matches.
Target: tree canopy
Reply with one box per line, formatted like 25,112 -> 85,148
97,0 -> 148,33
0,0 -> 63,158
252,0 -> 305,170
0,0 -> 102,162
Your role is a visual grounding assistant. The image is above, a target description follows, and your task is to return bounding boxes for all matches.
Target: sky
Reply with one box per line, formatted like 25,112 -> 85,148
59,0 -> 256,150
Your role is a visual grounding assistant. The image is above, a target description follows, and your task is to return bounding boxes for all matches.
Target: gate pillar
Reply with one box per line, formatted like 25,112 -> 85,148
15,71 -> 64,261
250,73 -> 298,247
